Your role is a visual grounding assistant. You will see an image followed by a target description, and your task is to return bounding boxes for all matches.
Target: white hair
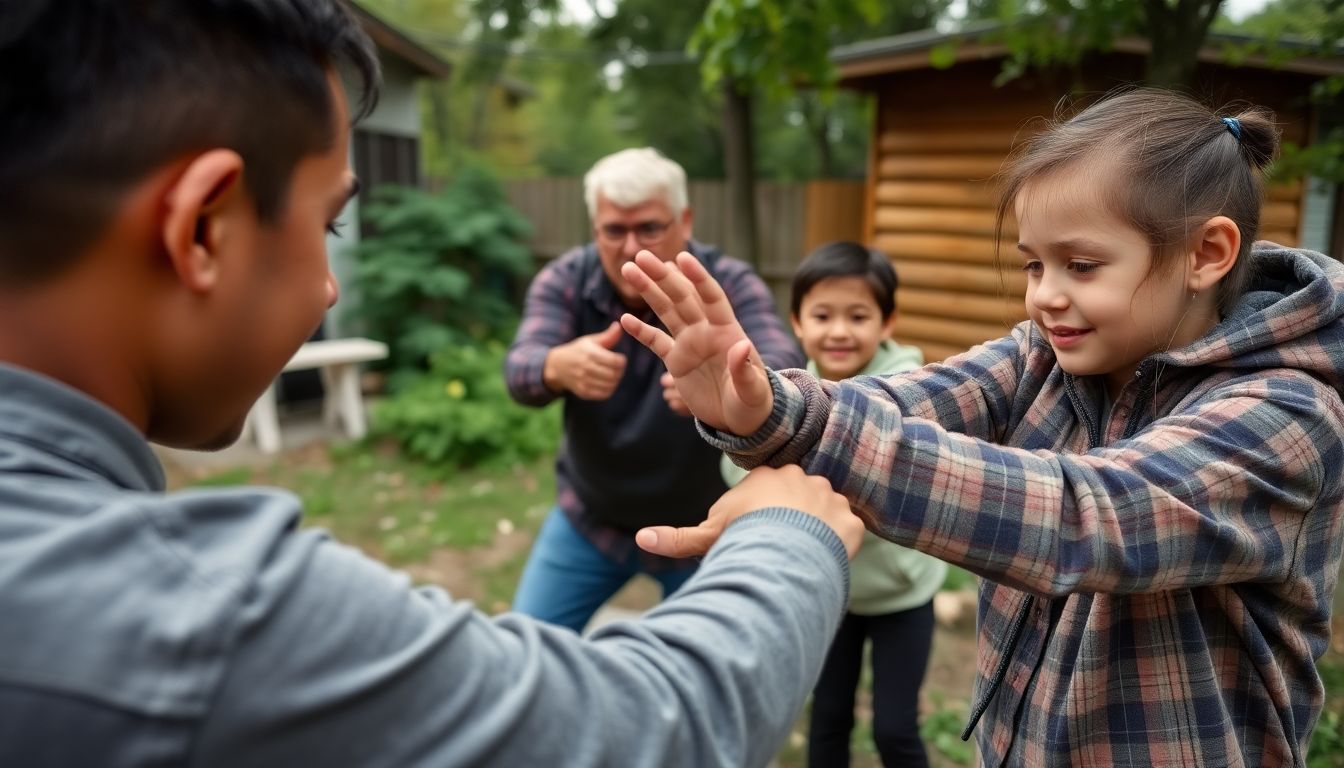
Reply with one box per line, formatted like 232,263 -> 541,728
583,147 -> 688,220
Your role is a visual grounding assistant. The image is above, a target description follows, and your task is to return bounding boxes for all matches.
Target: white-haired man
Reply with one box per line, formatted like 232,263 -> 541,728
505,148 -> 804,631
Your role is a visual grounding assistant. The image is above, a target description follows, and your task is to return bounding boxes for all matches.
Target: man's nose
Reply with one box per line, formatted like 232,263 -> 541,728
621,230 -> 643,256
326,271 -> 340,308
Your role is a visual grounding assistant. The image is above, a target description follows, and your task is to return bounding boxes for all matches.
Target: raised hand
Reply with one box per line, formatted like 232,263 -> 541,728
635,465 -> 864,560
619,251 -> 773,435
542,321 -> 628,400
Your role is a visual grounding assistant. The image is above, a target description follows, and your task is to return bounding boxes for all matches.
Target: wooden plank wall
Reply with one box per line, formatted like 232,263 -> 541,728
865,58 -> 1313,363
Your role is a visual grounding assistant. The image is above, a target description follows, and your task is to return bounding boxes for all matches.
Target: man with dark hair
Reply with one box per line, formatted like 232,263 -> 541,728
0,3 -> 862,765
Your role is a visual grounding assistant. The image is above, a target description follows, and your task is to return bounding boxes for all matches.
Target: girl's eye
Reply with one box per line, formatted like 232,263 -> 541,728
1021,261 -> 1043,275
1069,261 -> 1100,274
326,221 -> 345,237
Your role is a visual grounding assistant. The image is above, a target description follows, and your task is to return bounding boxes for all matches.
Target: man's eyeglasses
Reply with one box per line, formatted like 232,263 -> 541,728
596,219 -> 674,247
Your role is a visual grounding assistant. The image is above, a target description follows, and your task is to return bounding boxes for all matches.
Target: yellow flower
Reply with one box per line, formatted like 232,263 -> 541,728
444,379 -> 467,399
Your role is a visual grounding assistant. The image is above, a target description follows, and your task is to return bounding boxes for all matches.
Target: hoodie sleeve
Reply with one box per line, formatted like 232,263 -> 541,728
191,509 -> 849,768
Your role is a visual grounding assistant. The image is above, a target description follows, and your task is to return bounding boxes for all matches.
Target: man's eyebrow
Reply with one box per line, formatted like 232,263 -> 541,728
329,177 -> 360,216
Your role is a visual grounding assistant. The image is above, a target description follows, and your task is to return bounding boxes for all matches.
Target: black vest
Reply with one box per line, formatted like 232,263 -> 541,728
558,244 -> 729,533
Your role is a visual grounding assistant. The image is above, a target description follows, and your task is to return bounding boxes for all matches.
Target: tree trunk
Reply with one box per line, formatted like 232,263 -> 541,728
802,95 -> 835,178
1141,0 -> 1224,87
722,76 -> 760,267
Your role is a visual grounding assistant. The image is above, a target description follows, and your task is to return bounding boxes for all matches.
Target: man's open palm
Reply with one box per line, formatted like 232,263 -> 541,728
619,251 -> 773,436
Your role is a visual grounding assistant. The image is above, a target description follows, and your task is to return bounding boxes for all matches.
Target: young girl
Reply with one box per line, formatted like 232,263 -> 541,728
620,88 -> 1344,766
722,242 -> 945,767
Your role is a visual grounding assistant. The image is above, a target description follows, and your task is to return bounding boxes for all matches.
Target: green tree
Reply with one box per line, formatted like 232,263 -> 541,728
971,0 -> 1344,181
689,0 -> 952,264
982,0 -> 1221,88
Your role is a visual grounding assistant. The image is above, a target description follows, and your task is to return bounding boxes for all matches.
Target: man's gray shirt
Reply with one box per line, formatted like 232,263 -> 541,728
0,364 -> 849,767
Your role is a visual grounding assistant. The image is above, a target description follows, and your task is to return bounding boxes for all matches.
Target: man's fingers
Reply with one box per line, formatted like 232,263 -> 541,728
677,252 -> 737,328
590,348 -> 627,372
621,257 -> 686,335
620,314 -> 673,359
635,524 -> 719,558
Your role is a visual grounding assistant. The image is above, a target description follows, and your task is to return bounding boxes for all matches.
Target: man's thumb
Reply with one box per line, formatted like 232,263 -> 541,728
594,321 -> 624,349
635,525 -> 716,558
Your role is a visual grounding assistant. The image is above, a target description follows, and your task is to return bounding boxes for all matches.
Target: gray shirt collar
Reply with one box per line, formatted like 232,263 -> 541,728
0,363 -> 164,492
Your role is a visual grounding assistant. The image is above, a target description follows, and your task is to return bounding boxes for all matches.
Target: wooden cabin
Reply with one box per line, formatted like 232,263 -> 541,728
833,26 -> 1344,362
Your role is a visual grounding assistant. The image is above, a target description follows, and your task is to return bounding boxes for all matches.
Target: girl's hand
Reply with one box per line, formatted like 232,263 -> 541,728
619,251 -> 773,435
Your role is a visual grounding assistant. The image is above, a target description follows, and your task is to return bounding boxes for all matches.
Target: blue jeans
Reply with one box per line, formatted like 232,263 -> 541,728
512,507 -> 698,632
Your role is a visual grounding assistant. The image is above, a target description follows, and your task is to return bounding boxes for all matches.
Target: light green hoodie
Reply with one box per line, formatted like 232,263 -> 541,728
721,339 -> 947,615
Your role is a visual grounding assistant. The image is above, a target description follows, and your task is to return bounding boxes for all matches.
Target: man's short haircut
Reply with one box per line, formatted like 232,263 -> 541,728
0,0 -> 381,281
790,241 -> 899,320
583,148 -> 688,220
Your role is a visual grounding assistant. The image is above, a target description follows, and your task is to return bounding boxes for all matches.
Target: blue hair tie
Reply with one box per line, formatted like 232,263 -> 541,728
1221,116 -> 1241,141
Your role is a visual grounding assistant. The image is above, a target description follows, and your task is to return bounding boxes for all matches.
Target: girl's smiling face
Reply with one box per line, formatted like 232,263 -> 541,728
1015,172 -> 1212,397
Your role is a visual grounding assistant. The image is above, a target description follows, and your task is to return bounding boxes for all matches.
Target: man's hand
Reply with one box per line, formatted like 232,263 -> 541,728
542,321 -> 627,400
619,251 -> 773,435
660,372 -> 691,416
635,465 -> 864,560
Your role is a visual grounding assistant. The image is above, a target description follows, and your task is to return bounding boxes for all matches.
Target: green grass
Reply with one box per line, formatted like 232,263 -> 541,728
1312,652 -> 1344,768
188,440 -> 554,567
941,564 -> 976,592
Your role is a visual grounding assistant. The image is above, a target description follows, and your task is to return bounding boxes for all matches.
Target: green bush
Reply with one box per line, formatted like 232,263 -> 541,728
372,342 -> 560,468
347,164 -> 534,373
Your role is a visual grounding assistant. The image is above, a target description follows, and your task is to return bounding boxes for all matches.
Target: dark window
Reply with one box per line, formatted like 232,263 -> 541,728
354,129 -> 421,203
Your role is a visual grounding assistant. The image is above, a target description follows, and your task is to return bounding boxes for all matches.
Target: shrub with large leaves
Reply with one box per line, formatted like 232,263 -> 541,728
348,165 -> 533,374
372,342 -> 560,468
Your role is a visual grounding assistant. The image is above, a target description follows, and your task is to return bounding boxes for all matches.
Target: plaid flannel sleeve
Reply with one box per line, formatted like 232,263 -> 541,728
793,369 -> 1341,597
708,323 -> 1344,598
504,252 -> 581,407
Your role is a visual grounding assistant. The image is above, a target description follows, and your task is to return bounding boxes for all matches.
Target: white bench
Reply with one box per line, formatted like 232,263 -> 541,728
244,338 -> 389,454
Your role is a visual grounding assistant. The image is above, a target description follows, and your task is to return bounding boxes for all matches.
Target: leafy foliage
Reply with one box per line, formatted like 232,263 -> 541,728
347,165 -> 533,373
372,342 -> 561,468
690,0 -> 885,100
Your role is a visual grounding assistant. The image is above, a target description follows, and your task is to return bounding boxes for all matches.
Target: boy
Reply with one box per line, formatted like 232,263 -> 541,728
723,243 -> 945,767
0,3 -> 862,765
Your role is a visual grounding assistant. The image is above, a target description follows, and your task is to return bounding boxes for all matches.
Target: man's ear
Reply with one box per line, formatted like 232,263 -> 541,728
679,206 -> 694,241
1187,215 -> 1241,294
160,150 -> 246,293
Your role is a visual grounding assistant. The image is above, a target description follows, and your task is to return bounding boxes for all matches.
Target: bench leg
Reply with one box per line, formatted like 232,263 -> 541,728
249,384 -> 282,454
318,366 -> 341,428
331,363 -> 368,439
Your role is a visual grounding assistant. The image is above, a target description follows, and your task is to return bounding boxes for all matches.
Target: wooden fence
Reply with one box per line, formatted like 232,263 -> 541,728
504,178 -> 866,315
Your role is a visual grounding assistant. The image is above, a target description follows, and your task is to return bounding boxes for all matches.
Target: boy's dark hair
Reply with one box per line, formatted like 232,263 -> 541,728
996,87 -> 1279,314
790,241 -> 899,320
0,0 -> 381,282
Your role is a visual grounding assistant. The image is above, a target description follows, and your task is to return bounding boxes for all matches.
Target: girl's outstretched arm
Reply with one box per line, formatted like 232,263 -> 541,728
764,364 -> 1344,597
